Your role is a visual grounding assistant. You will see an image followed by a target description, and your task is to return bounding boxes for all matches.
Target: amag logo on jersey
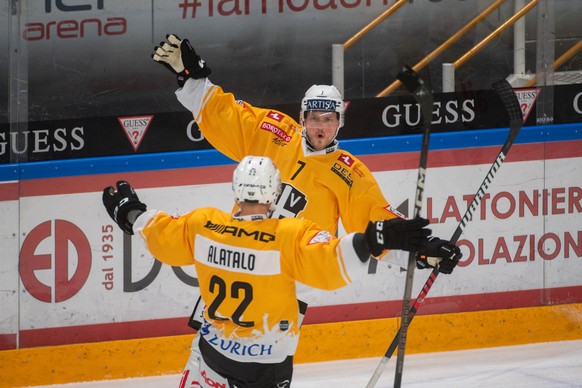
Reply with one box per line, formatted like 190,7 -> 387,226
204,221 -> 276,242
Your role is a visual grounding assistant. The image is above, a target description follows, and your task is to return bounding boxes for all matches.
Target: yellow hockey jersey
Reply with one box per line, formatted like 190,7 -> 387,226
134,208 -> 369,363
176,78 -> 401,236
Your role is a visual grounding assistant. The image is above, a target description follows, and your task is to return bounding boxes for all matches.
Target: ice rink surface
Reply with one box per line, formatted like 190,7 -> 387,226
31,339 -> 582,388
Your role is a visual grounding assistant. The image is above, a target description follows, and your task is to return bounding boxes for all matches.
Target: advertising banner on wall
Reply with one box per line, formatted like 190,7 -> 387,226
3,0 -> 582,351
2,126 -> 581,350
4,0 -> 582,126
2,84 -> 581,164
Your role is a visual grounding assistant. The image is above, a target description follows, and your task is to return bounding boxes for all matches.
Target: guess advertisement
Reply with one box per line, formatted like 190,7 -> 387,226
1,124 -> 581,350
2,84 -> 581,164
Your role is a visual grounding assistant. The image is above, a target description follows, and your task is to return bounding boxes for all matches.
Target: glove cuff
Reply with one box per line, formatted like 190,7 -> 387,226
177,63 -> 212,87
117,202 -> 147,235
353,233 -> 371,263
415,253 -> 440,269
177,73 -> 188,87
365,221 -> 385,257
415,254 -> 431,270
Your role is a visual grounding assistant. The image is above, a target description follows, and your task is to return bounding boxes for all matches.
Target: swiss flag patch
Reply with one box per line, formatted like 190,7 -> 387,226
308,230 -> 332,245
338,153 -> 354,167
267,110 -> 284,122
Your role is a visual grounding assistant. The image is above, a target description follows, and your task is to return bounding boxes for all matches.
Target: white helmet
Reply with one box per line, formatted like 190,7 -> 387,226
232,156 -> 282,208
300,84 -> 345,129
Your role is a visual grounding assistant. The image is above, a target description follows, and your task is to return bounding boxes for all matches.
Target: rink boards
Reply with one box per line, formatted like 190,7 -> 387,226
1,303 -> 581,387
0,123 -> 581,385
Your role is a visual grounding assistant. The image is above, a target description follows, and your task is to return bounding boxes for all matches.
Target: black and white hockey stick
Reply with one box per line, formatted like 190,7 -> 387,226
392,65 -> 434,388
366,79 -> 523,388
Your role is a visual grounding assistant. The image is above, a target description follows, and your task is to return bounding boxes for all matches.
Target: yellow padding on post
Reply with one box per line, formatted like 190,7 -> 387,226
2,304 -> 581,387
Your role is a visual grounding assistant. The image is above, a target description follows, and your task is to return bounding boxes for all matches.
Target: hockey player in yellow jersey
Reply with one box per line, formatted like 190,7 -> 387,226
151,35 -> 462,387
102,156 -> 461,388
153,34 -> 394,236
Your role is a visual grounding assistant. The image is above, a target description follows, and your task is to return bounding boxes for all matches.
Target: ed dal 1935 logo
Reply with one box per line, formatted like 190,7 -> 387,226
19,220 -> 92,302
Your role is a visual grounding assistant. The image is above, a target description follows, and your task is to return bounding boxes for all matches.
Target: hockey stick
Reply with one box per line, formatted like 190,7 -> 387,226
366,79 -> 522,388
392,66 -> 434,388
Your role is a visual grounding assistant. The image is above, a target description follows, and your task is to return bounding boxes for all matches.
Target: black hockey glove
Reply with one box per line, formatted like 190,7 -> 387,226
152,34 -> 212,87
416,236 -> 462,274
365,217 -> 431,257
102,181 -> 147,235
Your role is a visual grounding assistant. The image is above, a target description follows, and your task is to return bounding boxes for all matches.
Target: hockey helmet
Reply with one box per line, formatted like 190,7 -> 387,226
232,156 -> 282,208
300,84 -> 345,129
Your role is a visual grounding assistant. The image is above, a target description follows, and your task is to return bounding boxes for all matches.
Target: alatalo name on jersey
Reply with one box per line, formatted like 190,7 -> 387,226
208,245 -> 256,271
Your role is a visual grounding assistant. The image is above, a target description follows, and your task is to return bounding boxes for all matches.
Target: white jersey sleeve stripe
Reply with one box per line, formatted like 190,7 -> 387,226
175,78 -> 216,123
133,209 -> 160,235
335,244 -> 352,285
133,209 -> 162,252
337,233 -> 369,284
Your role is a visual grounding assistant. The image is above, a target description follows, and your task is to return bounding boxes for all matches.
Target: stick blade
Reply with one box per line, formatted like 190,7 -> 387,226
396,65 -> 423,92
397,65 -> 433,128
492,79 -> 522,123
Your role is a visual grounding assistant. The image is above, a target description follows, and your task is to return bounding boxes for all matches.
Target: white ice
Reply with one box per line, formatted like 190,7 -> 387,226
30,339 -> 582,387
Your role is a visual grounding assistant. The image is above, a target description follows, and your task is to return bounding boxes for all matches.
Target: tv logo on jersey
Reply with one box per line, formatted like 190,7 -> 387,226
271,184 -> 307,219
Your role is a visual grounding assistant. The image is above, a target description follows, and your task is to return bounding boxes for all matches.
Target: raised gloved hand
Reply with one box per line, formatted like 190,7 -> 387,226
416,236 -> 462,274
365,217 -> 431,257
102,181 -> 147,235
152,34 -> 211,87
